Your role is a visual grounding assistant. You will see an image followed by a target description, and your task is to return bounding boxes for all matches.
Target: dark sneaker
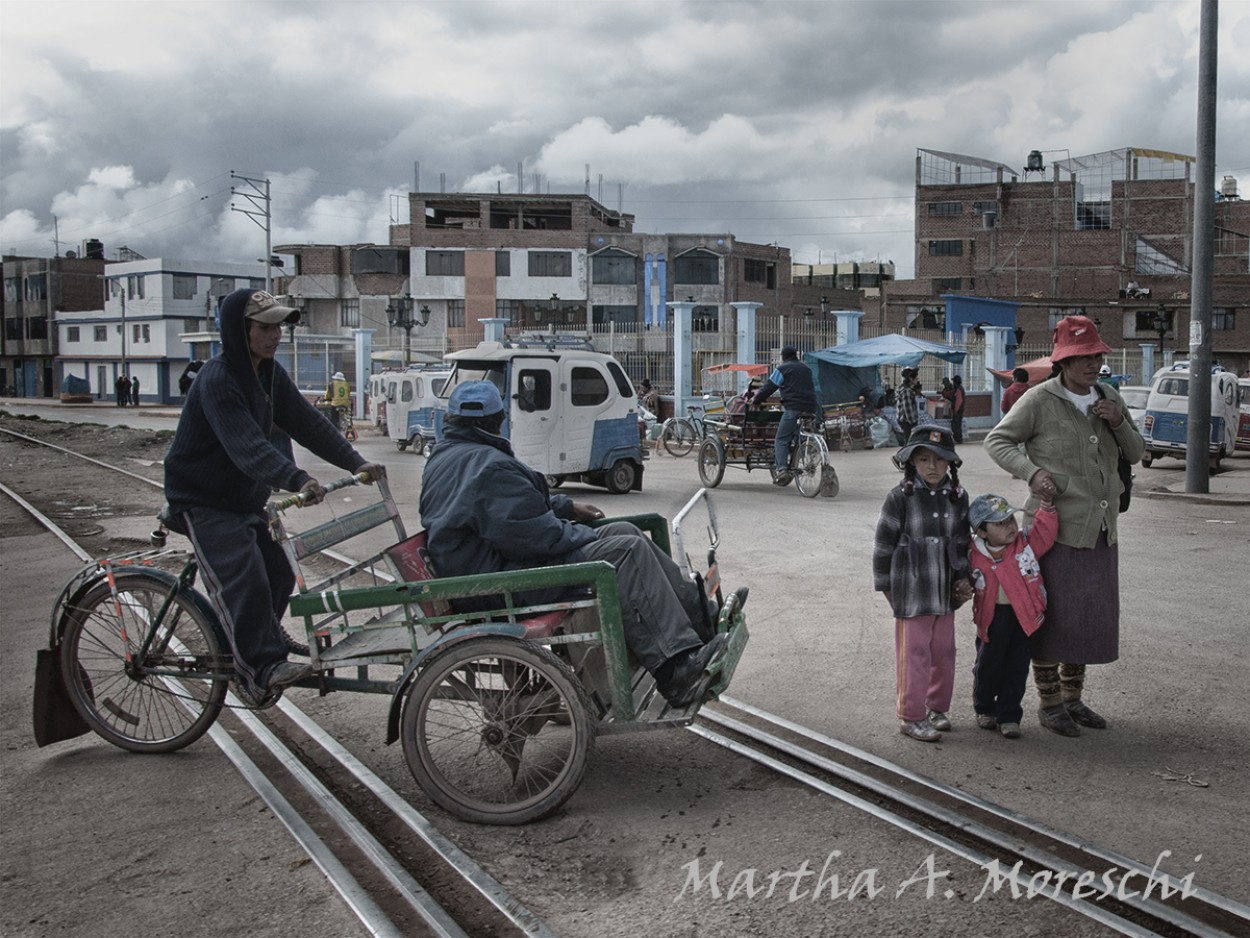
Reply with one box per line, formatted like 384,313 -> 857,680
267,660 -> 313,691
659,634 -> 729,708
233,681 -> 280,710
772,471 -> 793,486
999,722 -> 1022,739
975,713 -> 998,730
1038,703 -> 1081,737
283,633 -> 311,658
1064,699 -> 1107,729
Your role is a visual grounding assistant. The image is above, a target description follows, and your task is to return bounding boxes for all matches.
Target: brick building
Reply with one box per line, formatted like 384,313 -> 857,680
876,148 -> 1250,373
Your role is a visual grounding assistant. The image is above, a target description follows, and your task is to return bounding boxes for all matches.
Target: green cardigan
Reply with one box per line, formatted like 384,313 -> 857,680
984,377 -> 1145,549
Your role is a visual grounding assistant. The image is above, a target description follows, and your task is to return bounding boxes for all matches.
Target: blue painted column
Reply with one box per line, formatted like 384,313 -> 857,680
834,310 -> 864,346
352,328 -> 375,420
730,301 -> 762,395
479,317 -> 508,344
1140,343 -> 1156,384
667,300 -> 696,413
982,326 -> 1011,421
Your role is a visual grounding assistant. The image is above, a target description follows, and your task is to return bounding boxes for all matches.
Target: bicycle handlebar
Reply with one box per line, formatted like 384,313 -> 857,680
271,471 -> 373,513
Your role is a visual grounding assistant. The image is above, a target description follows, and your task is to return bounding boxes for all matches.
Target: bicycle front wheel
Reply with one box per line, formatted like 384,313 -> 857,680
793,436 -> 827,498
401,637 -> 595,825
60,570 -> 230,753
661,419 -> 698,457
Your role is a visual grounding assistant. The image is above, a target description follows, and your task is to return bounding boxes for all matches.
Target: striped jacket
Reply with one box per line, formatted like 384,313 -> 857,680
872,475 -> 971,618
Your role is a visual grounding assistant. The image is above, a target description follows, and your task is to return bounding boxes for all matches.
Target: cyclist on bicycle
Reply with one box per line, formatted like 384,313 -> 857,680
164,289 -> 385,708
751,345 -> 817,486
324,371 -> 351,431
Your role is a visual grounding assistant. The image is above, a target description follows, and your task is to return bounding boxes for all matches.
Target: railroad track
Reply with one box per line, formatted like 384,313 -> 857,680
5,424 -> 1250,937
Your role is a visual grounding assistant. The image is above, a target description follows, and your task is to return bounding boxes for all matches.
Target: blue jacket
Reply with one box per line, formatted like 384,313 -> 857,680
754,358 -> 817,414
419,423 -> 597,611
164,288 -> 364,516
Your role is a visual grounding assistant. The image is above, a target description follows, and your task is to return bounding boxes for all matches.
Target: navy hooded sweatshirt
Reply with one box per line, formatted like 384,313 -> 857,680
164,288 -> 364,516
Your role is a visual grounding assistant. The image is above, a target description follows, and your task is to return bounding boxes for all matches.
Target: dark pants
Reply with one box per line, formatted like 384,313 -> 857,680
183,506 -> 294,695
971,604 -> 1033,725
897,420 -> 915,445
951,411 -> 964,443
578,522 -> 706,671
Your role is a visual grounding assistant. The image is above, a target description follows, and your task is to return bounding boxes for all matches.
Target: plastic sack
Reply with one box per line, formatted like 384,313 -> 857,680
869,416 -> 893,449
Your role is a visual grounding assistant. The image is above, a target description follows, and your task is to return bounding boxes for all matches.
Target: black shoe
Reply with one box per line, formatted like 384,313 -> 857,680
283,633 -> 311,657
267,660 -> 313,691
1038,703 -> 1081,737
233,681 -> 280,710
659,634 -> 729,708
1064,699 -> 1107,729
772,471 -> 793,486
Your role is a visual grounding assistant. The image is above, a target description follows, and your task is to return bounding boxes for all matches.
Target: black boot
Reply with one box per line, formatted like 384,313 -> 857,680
656,634 -> 729,708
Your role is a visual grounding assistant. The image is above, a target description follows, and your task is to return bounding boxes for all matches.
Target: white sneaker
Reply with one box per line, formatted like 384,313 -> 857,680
899,719 -> 941,742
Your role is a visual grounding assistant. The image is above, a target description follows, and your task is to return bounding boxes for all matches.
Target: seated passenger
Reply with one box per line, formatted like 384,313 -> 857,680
419,381 -> 738,708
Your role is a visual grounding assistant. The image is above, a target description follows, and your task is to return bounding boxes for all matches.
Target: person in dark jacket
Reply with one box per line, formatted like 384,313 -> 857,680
115,374 -> 129,406
1001,368 -> 1031,414
751,346 -> 818,485
419,381 -> 734,708
130,375 -> 140,406
941,375 -> 966,443
164,288 -> 385,707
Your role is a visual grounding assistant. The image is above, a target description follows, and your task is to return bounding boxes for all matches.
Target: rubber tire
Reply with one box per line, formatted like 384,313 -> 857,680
793,437 -> 826,498
1140,452 -> 1154,468
605,459 -> 637,495
698,437 -> 726,488
396,439 -> 409,452
400,637 -> 595,825
422,440 -> 435,458
60,570 -> 229,753
662,419 -> 697,457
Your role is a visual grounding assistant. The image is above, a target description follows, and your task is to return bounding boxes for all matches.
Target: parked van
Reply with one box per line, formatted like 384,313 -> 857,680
1141,363 -> 1240,469
437,338 -> 645,493
1237,378 -> 1250,452
388,367 -> 452,455
367,372 -> 397,429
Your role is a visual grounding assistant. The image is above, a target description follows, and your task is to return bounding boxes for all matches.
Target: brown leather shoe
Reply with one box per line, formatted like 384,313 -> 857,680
1038,703 -> 1081,737
1064,699 -> 1107,729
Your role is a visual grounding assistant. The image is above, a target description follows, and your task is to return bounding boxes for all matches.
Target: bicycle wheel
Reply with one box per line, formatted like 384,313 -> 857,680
661,419 -> 697,457
401,637 -> 595,825
793,436 -> 827,498
697,436 -> 726,487
60,570 -> 230,753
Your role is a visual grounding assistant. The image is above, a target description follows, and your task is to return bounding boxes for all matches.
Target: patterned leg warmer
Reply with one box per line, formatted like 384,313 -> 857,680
1032,660 -> 1062,709
1059,662 -> 1086,702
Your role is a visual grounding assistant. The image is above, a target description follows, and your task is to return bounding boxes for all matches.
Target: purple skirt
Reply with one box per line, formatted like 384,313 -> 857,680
1033,533 -> 1120,664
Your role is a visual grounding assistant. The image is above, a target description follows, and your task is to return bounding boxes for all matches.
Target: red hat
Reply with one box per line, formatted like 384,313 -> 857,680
1051,315 -> 1111,362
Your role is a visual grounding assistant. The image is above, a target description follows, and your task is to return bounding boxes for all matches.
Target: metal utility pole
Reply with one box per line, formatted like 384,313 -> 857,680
1186,0 -> 1217,493
230,172 -> 273,291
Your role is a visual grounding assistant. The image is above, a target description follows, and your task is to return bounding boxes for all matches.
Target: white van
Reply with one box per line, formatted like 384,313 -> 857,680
437,338 -> 645,494
1141,363 -> 1240,469
367,372 -> 397,429
387,368 -> 452,455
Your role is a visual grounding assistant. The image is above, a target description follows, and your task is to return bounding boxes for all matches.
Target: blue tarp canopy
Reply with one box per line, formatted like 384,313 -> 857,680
804,335 -> 967,405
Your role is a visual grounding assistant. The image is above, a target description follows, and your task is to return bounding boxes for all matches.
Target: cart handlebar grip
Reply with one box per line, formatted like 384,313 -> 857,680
271,471 -> 371,512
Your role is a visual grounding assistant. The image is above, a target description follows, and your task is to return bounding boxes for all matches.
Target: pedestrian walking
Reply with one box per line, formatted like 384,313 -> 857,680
115,374 -> 129,406
131,375 -> 140,406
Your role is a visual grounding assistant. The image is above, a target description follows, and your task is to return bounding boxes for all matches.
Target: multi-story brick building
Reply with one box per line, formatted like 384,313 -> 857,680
278,192 -> 793,371
878,147 -> 1250,373
2,245 -> 106,397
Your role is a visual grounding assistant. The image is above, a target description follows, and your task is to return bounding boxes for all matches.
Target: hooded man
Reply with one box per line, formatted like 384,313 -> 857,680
164,288 -> 385,707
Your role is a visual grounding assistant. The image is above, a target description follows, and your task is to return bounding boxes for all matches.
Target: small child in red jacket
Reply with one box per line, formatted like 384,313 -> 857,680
968,493 -> 1058,739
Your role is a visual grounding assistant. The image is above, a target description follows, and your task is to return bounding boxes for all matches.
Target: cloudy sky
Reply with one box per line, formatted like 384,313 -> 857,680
2,0 -> 1247,280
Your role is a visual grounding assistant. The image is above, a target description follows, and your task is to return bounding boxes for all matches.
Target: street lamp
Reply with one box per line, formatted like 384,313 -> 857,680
1151,305 -> 1173,350
386,296 -> 430,367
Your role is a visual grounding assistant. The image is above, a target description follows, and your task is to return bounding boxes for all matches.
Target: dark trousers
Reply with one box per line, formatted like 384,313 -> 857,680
183,506 -> 294,695
971,604 -> 1033,725
951,411 -> 964,443
897,420 -> 915,445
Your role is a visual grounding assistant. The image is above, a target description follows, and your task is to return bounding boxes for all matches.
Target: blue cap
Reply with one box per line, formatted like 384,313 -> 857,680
969,494 -> 1018,531
447,380 -> 504,416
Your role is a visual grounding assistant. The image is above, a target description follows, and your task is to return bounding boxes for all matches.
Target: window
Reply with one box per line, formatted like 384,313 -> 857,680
674,250 -> 719,285
132,323 -> 150,343
94,325 -> 107,342
172,274 -> 197,299
351,247 -> 410,275
127,274 -> 145,300
495,252 -> 510,277
1135,237 -> 1189,275
592,249 -> 635,285
928,201 -> 962,216
928,240 -> 963,256
515,369 -> 553,412
692,305 -> 719,332
496,299 -> 521,325
27,317 -> 48,339
743,258 -> 776,288
570,366 -> 609,406
3,278 -> 18,302
1076,201 -> 1111,230
528,251 -> 572,277
906,306 -> 945,330
426,251 -> 465,276
1135,309 -> 1175,336
932,277 -> 962,291
67,326 -> 80,342
972,201 -> 997,214
3,319 -> 18,341
25,274 -> 47,300
447,300 -> 465,327
606,360 -> 634,399
1213,307 -> 1236,331
341,298 -> 360,328
592,305 -> 636,326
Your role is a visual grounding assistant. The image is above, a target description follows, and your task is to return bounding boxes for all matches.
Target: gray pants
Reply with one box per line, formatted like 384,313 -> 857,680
578,522 -> 707,671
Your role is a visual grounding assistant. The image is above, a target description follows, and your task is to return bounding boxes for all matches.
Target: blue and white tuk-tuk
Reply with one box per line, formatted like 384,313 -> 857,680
388,368 -> 452,455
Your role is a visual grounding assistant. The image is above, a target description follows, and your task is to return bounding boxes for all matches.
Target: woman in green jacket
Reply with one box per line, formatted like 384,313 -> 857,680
984,316 -> 1144,738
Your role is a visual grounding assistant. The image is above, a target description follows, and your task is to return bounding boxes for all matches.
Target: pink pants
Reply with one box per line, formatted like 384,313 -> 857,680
895,613 -> 956,721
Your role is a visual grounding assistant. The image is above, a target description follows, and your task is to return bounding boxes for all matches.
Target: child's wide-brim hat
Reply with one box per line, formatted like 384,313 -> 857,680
893,426 -> 961,469
1051,314 -> 1111,362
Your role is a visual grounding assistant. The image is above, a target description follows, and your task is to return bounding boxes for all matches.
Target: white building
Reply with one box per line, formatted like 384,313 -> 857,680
56,259 -> 264,404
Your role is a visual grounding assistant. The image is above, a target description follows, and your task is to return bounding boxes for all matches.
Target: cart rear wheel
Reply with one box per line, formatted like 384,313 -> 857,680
605,459 -> 637,494
698,437 -> 726,487
793,436 -> 826,498
662,419 -> 697,457
395,439 -> 409,451
401,637 -> 595,825
60,571 -> 229,753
